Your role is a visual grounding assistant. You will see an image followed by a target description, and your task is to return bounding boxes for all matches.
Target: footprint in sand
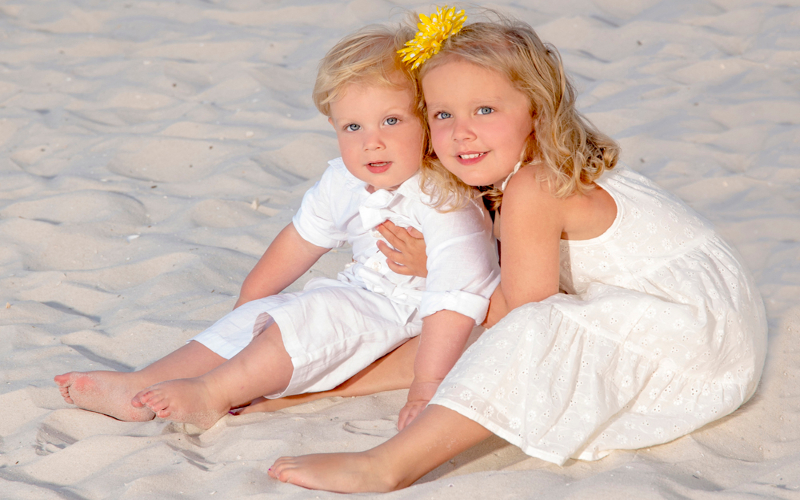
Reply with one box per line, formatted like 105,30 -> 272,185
343,418 -> 398,438
34,423 -> 76,456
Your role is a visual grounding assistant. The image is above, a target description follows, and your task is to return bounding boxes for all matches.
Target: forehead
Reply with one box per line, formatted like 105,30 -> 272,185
330,82 -> 415,115
422,60 -> 523,105
423,60 -> 511,90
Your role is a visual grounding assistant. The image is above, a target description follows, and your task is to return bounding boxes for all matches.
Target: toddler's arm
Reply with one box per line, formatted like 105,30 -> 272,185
235,223 -> 329,308
397,309 -> 474,430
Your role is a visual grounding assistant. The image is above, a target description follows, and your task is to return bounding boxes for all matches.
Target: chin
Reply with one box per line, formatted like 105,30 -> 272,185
460,175 -> 494,188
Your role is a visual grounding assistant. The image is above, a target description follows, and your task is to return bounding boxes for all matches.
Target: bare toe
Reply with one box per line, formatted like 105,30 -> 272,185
58,386 -> 74,404
52,371 -> 154,422
133,379 -> 228,429
54,373 -> 71,387
267,453 -> 396,493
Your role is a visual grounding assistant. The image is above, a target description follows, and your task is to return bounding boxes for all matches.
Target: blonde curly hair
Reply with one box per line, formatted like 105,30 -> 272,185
416,14 -> 619,210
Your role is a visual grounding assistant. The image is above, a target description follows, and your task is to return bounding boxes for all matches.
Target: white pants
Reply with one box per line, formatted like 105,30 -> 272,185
191,278 -> 422,398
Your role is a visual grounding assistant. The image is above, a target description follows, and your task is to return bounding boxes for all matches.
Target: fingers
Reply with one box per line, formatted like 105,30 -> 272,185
397,403 -> 424,430
386,259 -> 414,276
376,222 -> 427,278
398,408 -> 419,431
405,226 -> 423,239
376,222 -> 408,249
397,407 -> 410,431
376,240 -> 403,261
378,241 -> 416,276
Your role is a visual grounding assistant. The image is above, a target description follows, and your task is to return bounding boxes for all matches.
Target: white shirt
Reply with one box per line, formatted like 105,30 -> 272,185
292,158 -> 501,325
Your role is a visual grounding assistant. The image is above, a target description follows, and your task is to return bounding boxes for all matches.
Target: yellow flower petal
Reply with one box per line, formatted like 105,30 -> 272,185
398,5 -> 467,70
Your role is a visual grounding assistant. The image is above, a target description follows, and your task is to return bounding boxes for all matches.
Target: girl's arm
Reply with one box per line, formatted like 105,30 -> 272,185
379,220 -> 515,328
234,223 -> 330,308
376,170 -> 562,321
496,167 -> 562,310
397,309 -> 475,430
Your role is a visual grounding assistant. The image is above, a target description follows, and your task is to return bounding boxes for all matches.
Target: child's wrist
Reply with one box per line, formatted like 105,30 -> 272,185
408,379 -> 440,402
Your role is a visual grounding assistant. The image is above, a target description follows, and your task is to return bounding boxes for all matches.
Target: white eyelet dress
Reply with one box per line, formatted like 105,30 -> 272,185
429,166 -> 767,465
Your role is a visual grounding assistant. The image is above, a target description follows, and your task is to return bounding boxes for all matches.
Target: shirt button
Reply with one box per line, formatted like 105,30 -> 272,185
370,261 -> 381,271
370,230 -> 381,238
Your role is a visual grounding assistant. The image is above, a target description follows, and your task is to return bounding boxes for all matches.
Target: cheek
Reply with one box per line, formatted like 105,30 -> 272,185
503,121 -> 532,155
428,126 -> 447,153
410,125 -> 425,148
337,140 -> 360,165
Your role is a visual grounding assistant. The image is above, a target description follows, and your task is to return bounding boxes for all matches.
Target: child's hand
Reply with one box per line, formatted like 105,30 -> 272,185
376,220 -> 428,277
398,399 -> 428,430
397,379 -> 439,430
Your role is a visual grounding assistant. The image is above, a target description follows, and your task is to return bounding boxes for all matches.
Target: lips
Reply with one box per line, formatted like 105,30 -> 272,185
366,161 -> 391,173
456,151 -> 487,165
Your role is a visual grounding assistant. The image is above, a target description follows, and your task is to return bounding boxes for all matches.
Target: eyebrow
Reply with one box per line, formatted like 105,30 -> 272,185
332,107 -> 412,123
426,97 -> 504,110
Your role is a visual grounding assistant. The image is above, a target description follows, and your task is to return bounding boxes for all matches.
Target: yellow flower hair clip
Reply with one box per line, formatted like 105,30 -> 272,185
399,6 -> 467,70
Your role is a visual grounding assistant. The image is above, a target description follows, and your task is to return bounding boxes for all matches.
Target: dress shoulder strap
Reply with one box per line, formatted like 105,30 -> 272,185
500,162 -> 523,191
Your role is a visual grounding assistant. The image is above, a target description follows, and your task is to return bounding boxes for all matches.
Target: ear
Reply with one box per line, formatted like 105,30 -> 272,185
328,117 -> 334,127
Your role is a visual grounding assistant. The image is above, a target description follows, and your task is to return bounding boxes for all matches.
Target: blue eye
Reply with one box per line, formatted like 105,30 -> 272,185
346,123 -> 361,131
434,111 -> 452,119
477,107 -> 493,115
384,117 -> 398,125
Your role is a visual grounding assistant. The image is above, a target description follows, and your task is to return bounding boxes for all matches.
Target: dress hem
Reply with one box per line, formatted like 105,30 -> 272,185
430,400 -> 571,466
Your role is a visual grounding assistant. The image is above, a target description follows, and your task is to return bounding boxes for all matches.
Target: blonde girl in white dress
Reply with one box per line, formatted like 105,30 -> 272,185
268,9 -> 767,492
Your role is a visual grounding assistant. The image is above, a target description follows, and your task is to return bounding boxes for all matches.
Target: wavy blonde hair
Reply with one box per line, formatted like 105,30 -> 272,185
313,24 -> 419,117
416,14 -> 619,209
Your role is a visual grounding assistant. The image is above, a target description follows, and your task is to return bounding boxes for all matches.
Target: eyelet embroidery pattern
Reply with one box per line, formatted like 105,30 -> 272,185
430,167 -> 766,465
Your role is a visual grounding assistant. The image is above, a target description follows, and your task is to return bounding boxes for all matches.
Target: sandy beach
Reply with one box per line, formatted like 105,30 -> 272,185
1,0 -> 799,497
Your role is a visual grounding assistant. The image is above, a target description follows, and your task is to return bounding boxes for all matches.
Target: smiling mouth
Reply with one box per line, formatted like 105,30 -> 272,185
458,152 -> 486,160
367,161 -> 392,173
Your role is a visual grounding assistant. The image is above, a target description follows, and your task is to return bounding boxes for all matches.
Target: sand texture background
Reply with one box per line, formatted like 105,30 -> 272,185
1,0 -> 799,498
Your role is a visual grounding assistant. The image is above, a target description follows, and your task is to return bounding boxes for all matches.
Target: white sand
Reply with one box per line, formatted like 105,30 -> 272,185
1,0 -> 798,497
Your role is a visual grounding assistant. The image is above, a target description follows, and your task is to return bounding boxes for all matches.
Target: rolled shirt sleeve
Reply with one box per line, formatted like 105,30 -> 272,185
418,198 -> 501,324
292,158 -> 500,325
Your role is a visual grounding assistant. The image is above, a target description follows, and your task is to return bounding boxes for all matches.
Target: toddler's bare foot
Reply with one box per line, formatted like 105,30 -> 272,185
132,378 -> 229,429
54,371 -> 155,422
269,452 -> 400,493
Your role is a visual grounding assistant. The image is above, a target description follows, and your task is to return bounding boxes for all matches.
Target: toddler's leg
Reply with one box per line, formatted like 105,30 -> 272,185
237,336 -> 419,414
269,404 -> 492,492
133,322 -> 293,429
54,340 -> 226,422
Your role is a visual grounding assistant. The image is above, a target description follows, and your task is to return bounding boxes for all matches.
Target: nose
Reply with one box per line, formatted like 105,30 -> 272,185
363,129 -> 385,151
452,117 -> 475,142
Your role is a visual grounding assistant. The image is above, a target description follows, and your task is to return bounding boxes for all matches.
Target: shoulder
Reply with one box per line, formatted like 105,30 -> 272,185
401,174 -> 467,217
319,157 -> 363,190
415,196 -> 493,242
497,164 -> 573,243
502,164 -> 564,214
323,157 -> 348,180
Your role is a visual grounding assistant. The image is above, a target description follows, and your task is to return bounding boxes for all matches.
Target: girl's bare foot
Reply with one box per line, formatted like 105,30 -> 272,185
53,371 -> 155,422
132,378 -> 229,429
269,451 -> 400,493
